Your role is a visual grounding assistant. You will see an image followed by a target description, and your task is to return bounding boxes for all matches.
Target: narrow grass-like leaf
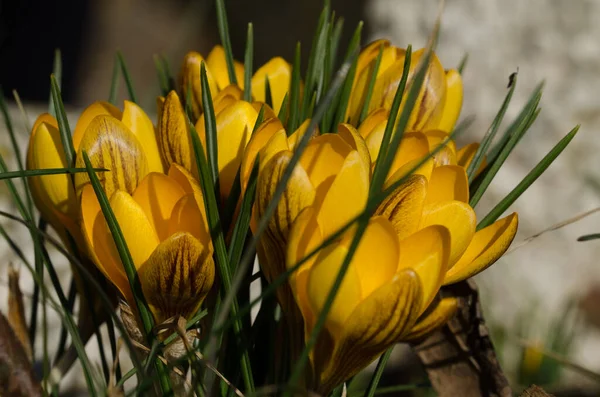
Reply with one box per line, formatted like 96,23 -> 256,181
457,53 -> 469,75
188,122 -> 255,392
487,82 -> 544,162
222,106 -> 265,230
108,54 -> 120,105
264,76 -> 273,109
12,89 -> 31,133
243,23 -> 254,102
0,167 -> 106,180
287,42 -> 302,132
363,349 -> 393,397
578,233 -> 600,242
301,4 -> 330,120
330,22 -> 363,128
369,46 -> 411,192
478,125 -> 579,229
49,49 -> 62,117
467,72 -> 518,182
215,0 -> 238,85
470,89 -> 542,208
153,54 -> 169,97
278,93 -> 290,122
200,62 -> 220,197
0,89 -> 33,215
81,152 -> 172,394
227,158 -> 258,270
53,277 -> 76,361
358,44 -> 384,124
326,17 -> 344,90
116,51 -> 138,103
50,74 -> 76,167
370,46 -> 430,195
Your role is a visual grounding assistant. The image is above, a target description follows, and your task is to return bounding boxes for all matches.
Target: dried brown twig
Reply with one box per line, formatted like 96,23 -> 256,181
412,280 -> 511,397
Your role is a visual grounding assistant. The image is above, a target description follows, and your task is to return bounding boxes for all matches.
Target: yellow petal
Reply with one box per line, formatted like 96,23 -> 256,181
74,115 -> 149,198
157,91 -> 195,174
121,100 -> 163,173
259,129 -> 289,177
444,213 -> 518,285
420,201 -> 476,267
307,244 -> 362,338
403,297 -> 458,342
132,173 -> 186,241
370,50 -> 447,131
376,175 -> 427,239
424,165 -> 469,206
72,102 -> 122,152
138,232 -> 214,324
207,45 -> 245,90
357,108 -> 389,141
241,117 -> 284,191
437,69 -> 463,132
254,151 -> 316,243
315,151 -> 369,239
384,157 -> 434,190
286,207 -> 322,330
168,163 -> 202,196
109,190 -> 160,269
299,133 -> 353,190
424,130 -> 457,158
251,57 -> 292,114
213,84 -> 244,115
315,268 -> 421,394
168,193 -> 211,247
26,116 -> 77,229
180,51 -> 219,119
342,216 -> 399,298
80,185 -> 132,301
356,40 -> 391,77
196,100 -> 258,198
251,101 -> 278,120
397,225 -> 450,314
457,142 -> 487,177
337,123 -> 372,176
390,132 -> 430,173
287,119 -> 318,149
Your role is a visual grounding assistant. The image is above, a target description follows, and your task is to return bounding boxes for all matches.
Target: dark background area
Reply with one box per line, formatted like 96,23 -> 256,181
0,0 -> 368,106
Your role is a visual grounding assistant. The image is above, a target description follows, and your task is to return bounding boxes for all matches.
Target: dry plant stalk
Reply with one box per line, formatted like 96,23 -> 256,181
413,280 -> 511,397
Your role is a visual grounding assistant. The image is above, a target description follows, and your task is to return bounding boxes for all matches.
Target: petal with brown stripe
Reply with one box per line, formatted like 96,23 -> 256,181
74,115 -> 150,198
138,232 -> 215,324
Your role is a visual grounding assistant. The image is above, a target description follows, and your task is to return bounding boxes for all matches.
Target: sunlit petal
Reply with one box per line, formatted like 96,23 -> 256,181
444,213 -> 518,285
424,165 -> 469,206
74,115 -> 149,198
398,225 -> 450,314
252,57 -> 292,114
403,297 -> 459,341
72,102 -> 122,152
420,200 -> 476,267
132,173 -> 186,241
121,100 -> 163,173
437,69 -> 463,132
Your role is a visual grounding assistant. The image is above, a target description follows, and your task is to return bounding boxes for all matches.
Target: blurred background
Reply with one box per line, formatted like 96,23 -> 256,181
3,0 -> 600,395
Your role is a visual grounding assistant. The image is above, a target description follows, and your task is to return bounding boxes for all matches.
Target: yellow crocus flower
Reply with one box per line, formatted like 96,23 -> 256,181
180,45 -> 292,120
347,39 -> 463,133
80,163 -> 214,326
156,90 -> 260,199
26,100 -> 163,245
247,121 -> 370,311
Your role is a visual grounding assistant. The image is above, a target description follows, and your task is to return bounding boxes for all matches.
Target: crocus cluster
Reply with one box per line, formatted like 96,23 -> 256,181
26,40 -> 518,394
